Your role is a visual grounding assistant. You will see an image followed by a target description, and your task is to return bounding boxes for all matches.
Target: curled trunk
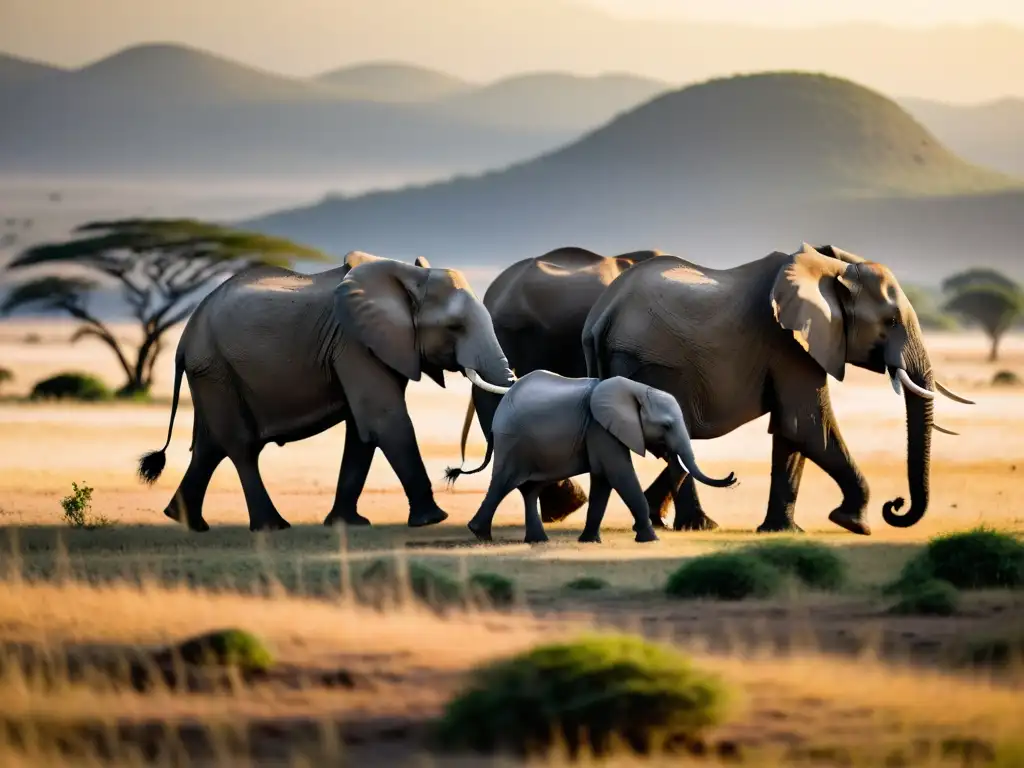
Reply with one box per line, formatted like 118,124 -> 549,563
882,330 -> 934,528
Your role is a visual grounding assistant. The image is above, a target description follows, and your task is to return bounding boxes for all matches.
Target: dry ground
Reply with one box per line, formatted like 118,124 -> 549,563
1,322 -> 1023,766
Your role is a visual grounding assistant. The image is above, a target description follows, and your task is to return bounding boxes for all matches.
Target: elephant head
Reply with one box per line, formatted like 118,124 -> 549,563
335,257 -> 514,392
589,377 -> 737,488
771,243 -> 974,528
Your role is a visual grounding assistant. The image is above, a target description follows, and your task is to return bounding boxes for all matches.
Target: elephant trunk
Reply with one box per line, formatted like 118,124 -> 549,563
883,326 -> 933,528
668,424 -> 737,489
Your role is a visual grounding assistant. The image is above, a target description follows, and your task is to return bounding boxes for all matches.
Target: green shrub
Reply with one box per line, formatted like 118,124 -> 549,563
433,634 -> 733,757
742,540 -> 847,591
359,559 -> 463,604
888,579 -> 959,616
891,529 -> 1024,592
565,576 -> 610,591
666,551 -> 783,601
30,372 -> 110,402
59,481 -> 113,529
469,573 -> 517,607
992,370 -> 1021,387
170,629 -> 274,672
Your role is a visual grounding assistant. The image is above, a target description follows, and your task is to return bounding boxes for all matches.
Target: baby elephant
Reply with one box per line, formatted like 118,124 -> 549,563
446,371 -> 737,544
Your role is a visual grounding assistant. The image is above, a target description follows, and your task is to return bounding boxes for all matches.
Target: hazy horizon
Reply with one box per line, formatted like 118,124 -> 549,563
2,0 -> 1023,102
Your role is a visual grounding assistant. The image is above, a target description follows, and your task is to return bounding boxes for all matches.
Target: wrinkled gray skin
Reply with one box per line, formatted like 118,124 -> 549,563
457,371 -> 736,544
459,246 -> 665,525
137,252 -> 515,532
582,243 -> 973,535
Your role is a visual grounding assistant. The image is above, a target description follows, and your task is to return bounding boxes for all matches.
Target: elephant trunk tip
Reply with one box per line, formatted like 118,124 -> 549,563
881,496 -> 924,528
138,450 -> 166,485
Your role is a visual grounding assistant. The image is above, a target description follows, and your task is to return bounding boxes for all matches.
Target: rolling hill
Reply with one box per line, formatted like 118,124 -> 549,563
438,72 -> 668,131
899,97 -> 1024,178
316,62 -> 471,102
0,52 -> 64,88
246,73 -> 1024,281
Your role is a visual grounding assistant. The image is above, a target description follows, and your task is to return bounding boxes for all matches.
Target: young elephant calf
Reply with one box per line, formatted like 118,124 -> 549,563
447,371 -> 737,544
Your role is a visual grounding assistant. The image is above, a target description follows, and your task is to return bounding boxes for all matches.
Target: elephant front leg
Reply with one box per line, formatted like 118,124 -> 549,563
521,483 -> 549,544
324,424 -> 377,527
231,449 -> 292,532
757,434 -> 806,533
671,472 -> 719,532
373,409 -> 449,527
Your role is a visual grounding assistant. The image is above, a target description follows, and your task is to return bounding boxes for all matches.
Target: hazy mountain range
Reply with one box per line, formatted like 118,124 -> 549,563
1,43 -> 1021,185
246,73 -> 1024,282
0,45 -> 665,181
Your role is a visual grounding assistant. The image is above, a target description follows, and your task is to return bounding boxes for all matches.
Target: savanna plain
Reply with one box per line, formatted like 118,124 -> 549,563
1,320 -> 1022,767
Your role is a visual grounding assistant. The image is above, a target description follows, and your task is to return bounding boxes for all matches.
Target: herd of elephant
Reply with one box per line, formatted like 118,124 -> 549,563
138,243 -> 975,541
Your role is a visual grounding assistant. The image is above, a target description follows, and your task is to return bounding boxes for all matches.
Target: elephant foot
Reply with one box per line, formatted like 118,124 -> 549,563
250,516 -> 291,533
163,504 -> 209,532
756,519 -> 804,534
467,519 -> 492,542
323,510 -> 371,527
650,512 -> 667,529
673,513 -> 720,532
539,480 -> 588,523
578,531 -> 602,544
187,517 -> 211,533
524,531 -> 550,545
408,506 -> 448,528
634,526 -> 659,544
829,509 -> 871,536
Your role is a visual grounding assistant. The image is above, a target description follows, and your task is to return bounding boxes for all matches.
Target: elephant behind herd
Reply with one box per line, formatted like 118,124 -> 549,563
139,243 -> 973,538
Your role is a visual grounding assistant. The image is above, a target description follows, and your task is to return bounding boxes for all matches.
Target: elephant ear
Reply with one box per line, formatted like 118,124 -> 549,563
414,256 -> 431,268
334,260 -> 427,381
810,244 -> 867,265
771,243 -> 854,381
590,378 -> 646,457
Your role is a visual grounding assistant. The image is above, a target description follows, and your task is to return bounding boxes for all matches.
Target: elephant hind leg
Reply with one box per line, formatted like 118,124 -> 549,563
163,418 -> 224,532
231,449 -> 291,532
521,482 -> 549,544
539,479 -> 588,523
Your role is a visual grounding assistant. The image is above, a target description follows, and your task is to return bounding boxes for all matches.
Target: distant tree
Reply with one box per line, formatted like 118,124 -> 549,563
942,268 -> 1024,362
2,219 -> 328,396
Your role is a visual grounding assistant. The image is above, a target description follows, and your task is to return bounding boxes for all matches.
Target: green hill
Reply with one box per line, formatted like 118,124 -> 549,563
315,62 -> 471,102
246,72 -> 1024,280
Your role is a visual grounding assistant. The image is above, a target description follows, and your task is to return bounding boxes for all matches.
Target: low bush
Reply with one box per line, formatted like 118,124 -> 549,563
59,481 -> 113,529
165,629 -> 274,672
992,370 -> 1021,387
666,551 -> 783,601
888,579 -> 959,616
358,559 -> 463,605
433,634 -> 733,757
565,576 -> 610,591
30,371 -> 110,402
889,528 -> 1024,593
742,540 -> 847,591
468,572 -> 517,607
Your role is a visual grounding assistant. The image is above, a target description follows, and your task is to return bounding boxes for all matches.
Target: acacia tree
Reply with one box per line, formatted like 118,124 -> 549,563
2,219 -> 327,395
942,268 -> 1023,362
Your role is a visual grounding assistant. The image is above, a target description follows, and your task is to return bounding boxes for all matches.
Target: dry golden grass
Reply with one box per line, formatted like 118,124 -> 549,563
1,322 -> 1024,765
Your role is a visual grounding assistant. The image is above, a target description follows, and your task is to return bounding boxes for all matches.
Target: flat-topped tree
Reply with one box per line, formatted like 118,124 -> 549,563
2,219 -> 328,396
942,268 -> 1024,362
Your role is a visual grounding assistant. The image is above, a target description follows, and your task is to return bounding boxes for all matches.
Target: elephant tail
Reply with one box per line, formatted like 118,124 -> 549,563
444,438 -> 493,487
137,350 -> 185,485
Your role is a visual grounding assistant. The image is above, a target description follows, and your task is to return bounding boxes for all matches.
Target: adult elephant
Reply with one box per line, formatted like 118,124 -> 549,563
138,251 -> 515,532
456,246 -> 664,524
582,243 -> 973,535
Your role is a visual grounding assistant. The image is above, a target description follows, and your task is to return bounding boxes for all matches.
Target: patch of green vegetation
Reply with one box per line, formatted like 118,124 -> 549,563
741,540 -> 848,591
564,576 -> 609,591
469,572 -> 516,607
433,634 -> 733,757
59,481 -> 113,530
992,370 -> 1021,387
889,528 -> 1024,592
888,579 -> 959,616
170,629 -> 274,672
666,551 -> 783,601
30,372 -> 111,402
358,559 -> 463,605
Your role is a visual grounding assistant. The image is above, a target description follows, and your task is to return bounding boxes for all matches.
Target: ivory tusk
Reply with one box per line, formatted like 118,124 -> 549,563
935,380 -> 975,405
465,368 -> 512,395
933,424 -> 959,436
889,370 -> 903,396
897,369 -> 935,400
